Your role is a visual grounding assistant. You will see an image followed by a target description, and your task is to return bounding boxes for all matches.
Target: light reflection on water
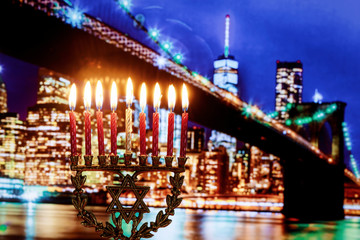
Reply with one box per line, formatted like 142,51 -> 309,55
0,202 -> 360,240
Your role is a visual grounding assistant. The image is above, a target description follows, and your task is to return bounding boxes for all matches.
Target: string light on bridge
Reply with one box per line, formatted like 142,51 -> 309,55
342,122 -> 360,178
118,0 -> 132,11
242,105 -> 253,118
149,28 -> 160,41
154,55 -> 168,69
289,103 -> 338,126
162,41 -> 172,51
174,53 -> 183,63
65,7 -> 85,28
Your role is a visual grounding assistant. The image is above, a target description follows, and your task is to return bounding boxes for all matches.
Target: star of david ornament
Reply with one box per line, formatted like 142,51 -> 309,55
106,175 -> 150,223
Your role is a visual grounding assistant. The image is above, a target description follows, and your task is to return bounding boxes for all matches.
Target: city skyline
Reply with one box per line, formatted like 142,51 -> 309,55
0,1 -> 359,239
1,0 -> 360,169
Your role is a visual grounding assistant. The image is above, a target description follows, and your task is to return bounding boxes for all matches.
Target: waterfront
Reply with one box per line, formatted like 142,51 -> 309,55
0,203 -> 360,240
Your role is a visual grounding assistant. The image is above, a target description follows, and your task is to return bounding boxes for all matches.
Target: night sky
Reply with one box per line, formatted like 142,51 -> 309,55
0,0 -> 359,167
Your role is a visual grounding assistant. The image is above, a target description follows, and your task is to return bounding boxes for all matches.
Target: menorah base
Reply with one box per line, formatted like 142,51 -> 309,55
70,152 -> 186,240
70,155 -> 187,171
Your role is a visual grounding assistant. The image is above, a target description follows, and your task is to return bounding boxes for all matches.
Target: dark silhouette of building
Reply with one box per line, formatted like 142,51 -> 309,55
187,126 -> 205,153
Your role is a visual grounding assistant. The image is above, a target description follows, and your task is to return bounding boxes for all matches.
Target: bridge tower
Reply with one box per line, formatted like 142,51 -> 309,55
282,101 -> 346,220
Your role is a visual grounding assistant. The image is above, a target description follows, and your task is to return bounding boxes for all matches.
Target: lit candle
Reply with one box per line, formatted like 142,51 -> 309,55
125,77 -> 133,154
180,84 -> 189,157
84,81 -> 92,156
96,81 -> 105,155
167,85 -> 176,156
152,83 -> 161,156
110,81 -> 118,155
139,83 -> 147,155
69,83 -> 77,156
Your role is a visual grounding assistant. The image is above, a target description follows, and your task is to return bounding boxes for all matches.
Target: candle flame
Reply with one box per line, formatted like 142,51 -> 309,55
95,80 -> 103,110
84,81 -> 91,111
69,83 -> 77,110
168,84 -> 176,111
154,82 -> 161,110
140,83 -> 146,112
126,77 -> 133,107
110,81 -> 118,111
182,83 -> 189,111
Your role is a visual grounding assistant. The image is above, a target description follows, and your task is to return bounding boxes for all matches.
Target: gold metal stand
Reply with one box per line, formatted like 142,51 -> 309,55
70,153 -> 186,240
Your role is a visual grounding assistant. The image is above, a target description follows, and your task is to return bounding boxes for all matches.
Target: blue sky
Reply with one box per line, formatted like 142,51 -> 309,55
1,0 -> 359,168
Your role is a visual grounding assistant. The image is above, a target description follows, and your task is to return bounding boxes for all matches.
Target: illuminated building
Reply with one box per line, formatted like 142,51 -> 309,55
210,15 -> 238,164
0,74 -> 7,113
0,113 -> 26,179
37,68 -> 70,105
246,146 -> 283,194
24,68 -> 83,186
196,146 -> 229,195
275,61 -> 303,121
209,130 -> 236,167
213,15 -> 239,96
228,144 -> 250,193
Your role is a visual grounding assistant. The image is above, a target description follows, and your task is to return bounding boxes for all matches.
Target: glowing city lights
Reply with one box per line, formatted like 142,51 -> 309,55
9,0 -> 360,197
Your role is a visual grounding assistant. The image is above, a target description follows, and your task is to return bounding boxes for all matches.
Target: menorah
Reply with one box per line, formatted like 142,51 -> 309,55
68,79 -> 189,239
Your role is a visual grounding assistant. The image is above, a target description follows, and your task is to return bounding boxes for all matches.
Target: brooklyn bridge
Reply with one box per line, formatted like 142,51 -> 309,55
0,0 -> 358,221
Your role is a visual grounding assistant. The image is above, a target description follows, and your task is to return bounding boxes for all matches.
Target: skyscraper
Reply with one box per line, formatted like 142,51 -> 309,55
275,61 -> 303,121
211,15 -> 238,164
0,113 -> 26,179
196,146 -> 229,195
0,73 -> 8,113
213,15 -> 239,96
25,68 -> 77,186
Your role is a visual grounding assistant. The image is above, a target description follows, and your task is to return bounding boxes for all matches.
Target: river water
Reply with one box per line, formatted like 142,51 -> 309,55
0,202 -> 360,240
